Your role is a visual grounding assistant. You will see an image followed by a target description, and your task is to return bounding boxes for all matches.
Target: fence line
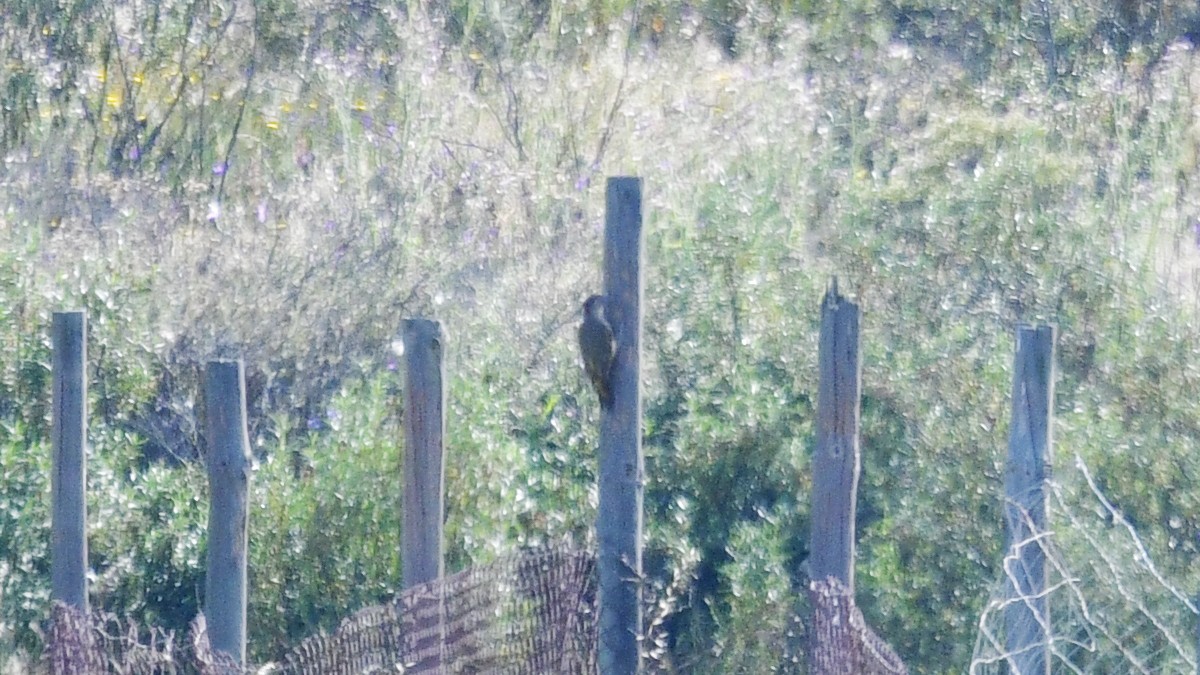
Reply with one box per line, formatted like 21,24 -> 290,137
47,176 -> 1200,671
42,546 -> 596,674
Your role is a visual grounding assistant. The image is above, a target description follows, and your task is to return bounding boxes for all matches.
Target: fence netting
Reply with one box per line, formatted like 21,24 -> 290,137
42,545 -> 597,674
970,453 -> 1199,673
43,601 -> 242,674
273,545 -> 597,674
808,576 -> 909,675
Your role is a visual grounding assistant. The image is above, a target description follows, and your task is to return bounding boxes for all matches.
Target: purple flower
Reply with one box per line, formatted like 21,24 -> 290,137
212,161 -> 227,176
256,201 -> 268,224
306,417 -> 322,431
128,145 -> 140,162
387,358 -> 398,372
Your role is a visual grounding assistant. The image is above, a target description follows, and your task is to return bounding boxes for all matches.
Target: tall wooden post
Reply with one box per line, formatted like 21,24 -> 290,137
1004,324 -> 1055,675
402,318 -> 445,589
809,281 -> 862,591
598,176 -> 644,674
51,311 -> 88,613
204,360 -> 251,667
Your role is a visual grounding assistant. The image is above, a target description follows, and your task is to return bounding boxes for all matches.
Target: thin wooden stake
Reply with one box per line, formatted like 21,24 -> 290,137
204,360 -> 251,667
809,281 -> 862,592
51,311 -> 88,613
1004,324 -> 1055,675
402,318 -> 446,589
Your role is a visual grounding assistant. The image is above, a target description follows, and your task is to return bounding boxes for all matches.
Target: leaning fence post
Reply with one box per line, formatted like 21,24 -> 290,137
598,176 -> 645,674
51,311 -> 88,613
204,359 -> 251,667
401,318 -> 446,590
809,281 -> 862,593
1004,324 -> 1055,675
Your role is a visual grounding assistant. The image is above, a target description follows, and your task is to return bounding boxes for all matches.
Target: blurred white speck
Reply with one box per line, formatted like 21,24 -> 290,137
390,339 -> 405,356
206,201 -> 221,221
434,292 -> 445,306
667,318 -> 684,341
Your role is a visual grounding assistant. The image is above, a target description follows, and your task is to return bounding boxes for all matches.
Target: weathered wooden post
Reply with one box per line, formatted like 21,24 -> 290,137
806,282 -> 866,674
204,359 -> 251,667
401,318 -> 446,589
598,176 -> 644,674
400,319 -> 446,670
51,311 -> 88,613
1004,324 -> 1055,675
809,280 -> 862,591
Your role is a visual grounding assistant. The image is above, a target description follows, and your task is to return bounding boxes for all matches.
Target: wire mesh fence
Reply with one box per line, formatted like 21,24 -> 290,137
41,545 -> 596,674
43,601 -> 242,674
971,454 -> 1199,673
271,545 -> 597,674
808,577 -> 909,675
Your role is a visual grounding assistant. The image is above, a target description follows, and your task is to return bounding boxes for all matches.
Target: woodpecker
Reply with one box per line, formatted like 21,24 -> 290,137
578,295 -> 616,410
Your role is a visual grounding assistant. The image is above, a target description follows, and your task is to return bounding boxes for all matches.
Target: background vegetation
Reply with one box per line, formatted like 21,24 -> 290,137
4,0 -> 1200,671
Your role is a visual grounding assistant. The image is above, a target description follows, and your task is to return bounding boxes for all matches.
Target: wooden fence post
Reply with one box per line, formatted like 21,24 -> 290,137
809,281 -> 862,592
400,319 -> 446,671
401,318 -> 446,590
204,359 -> 251,667
598,176 -> 644,674
1004,324 -> 1055,675
51,311 -> 88,613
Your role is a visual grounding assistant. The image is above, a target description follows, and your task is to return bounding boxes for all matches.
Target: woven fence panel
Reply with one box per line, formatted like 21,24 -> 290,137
42,601 -> 245,674
808,577 -> 908,675
275,546 -> 597,674
42,546 -> 595,674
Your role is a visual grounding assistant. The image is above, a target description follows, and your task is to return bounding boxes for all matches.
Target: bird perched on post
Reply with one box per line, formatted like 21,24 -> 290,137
578,295 -> 616,410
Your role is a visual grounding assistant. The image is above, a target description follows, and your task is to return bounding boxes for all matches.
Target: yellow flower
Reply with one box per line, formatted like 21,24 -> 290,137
265,119 -> 280,131
281,101 -> 293,113
96,68 -> 107,83
468,49 -> 484,63
132,72 -> 144,85
352,99 -> 368,112
210,92 -> 221,101
105,92 -> 122,108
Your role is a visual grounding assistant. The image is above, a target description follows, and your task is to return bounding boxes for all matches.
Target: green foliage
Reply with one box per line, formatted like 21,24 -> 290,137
0,435 -> 52,655
5,1 -> 1200,671
247,377 -> 405,662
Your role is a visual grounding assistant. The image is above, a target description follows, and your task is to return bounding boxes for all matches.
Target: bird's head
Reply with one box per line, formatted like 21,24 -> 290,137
583,295 -> 607,321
